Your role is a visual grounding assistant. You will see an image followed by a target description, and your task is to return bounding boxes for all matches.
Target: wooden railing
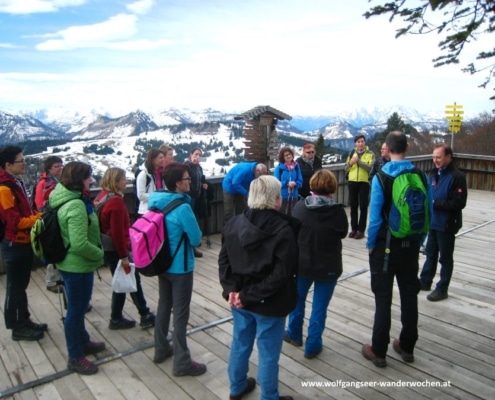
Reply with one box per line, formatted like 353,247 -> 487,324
114,153 -> 495,235
1,153 -> 493,273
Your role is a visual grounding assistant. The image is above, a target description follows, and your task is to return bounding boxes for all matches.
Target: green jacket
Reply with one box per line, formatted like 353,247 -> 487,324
49,183 -> 104,273
345,146 -> 375,182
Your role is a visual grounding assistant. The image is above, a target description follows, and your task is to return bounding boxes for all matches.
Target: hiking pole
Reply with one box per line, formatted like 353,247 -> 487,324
202,189 -> 211,248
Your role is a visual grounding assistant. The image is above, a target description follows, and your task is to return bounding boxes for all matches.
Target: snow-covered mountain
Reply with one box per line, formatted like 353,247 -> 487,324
1,105 -> 449,148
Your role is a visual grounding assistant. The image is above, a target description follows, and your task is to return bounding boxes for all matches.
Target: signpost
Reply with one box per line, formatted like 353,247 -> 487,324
445,103 -> 464,151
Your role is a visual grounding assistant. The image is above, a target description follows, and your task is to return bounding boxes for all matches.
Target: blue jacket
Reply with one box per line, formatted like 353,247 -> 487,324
222,162 -> 257,196
429,162 -> 467,234
148,191 -> 202,274
273,162 -> 303,200
367,160 -> 432,250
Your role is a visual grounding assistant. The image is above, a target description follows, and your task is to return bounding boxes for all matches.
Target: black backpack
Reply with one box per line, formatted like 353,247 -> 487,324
30,199 -> 82,264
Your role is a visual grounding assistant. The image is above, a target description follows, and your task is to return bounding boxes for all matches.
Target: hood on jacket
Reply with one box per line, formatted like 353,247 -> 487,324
380,160 -> 417,178
48,182 -> 82,209
234,209 -> 300,251
148,190 -> 190,211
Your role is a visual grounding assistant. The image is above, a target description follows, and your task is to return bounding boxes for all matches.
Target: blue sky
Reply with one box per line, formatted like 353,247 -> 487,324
0,0 -> 493,116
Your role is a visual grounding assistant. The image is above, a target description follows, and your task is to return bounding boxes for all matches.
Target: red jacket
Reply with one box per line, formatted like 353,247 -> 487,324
94,190 -> 130,259
0,169 -> 41,243
34,172 -> 57,210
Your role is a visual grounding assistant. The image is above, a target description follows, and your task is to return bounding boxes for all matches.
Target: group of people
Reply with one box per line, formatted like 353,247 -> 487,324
0,145 -> 210,378
0,135 -> 467,398
219,134 -> 467,399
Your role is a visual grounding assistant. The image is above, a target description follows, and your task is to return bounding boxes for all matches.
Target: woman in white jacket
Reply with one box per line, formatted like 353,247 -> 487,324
136,148 -> 165,215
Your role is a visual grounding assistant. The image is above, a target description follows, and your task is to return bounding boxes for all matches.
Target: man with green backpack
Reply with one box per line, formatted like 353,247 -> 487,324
362,131 -> 432,368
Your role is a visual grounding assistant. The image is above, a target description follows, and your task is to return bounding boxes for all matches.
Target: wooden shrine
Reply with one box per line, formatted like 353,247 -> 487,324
234,105 -> 292,168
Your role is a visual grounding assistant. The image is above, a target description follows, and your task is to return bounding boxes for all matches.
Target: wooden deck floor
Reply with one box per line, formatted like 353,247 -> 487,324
1,189 -> 494,400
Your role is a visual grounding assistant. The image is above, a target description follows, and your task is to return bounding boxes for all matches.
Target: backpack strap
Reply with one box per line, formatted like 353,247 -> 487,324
376,170 -> 394,273
161,198 -> 188,271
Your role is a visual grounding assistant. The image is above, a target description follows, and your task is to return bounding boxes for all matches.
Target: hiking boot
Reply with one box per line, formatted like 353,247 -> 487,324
12,326 -> 44,341
26,319 -> 48,331
173,361 -> 207,377
229,377 -> 256,400
348,231 -> 356,238
109,317 -> 136,330
153,345 -> 174,364
47,285 -> 63,293
194,248 -> 203,258
86,304 -> 93,313
392,339 -> 414,363
140,312 -> 155,329
427,290 -> 448,302
419,281 -> 431,291
279,396 -> 294,400
83,341 -> 106,355
283,332 -> 302,347
304,348 -> 322,359
361,344 -> 386,367
354,231 -> 364,239
67,357 -> 98,375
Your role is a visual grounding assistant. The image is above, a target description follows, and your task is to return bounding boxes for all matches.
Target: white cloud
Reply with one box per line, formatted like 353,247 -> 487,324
126,0 -> 155,16
0,42 -> 20,48
36,14 -> 139,50
0,0 -> 86,14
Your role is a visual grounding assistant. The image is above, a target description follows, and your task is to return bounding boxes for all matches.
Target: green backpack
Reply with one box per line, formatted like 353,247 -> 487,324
377,168 -> 429,238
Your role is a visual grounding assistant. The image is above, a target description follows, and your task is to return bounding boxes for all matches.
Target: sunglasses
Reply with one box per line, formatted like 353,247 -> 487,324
306,151 -> 315,154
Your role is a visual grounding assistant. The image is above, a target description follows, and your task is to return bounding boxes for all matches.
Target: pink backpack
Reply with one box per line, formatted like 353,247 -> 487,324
129,198 -> 187,277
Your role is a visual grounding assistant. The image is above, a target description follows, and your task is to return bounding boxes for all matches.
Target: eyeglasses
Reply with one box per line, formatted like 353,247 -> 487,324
180,177 -> 191,181
306,151 -> 315,154
284,153 -> 292,157
12,159 -> 27,164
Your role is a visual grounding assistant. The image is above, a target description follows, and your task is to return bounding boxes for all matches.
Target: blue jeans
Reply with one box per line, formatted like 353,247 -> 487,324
2,240 -> 34,330
155,272 -> 193,373
104,251 -> 150,320
420,229 -> 456,292
229,307 -> 285,400
59,270 -> 94,360
286,277 -> 337,354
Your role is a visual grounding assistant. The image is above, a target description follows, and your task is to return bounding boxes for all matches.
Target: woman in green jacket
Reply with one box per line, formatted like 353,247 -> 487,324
49,161 -> 105,375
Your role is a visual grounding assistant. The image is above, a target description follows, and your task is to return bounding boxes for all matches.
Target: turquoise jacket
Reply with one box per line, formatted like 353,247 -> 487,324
148,191 -> 202,274
48,183 -> 104,273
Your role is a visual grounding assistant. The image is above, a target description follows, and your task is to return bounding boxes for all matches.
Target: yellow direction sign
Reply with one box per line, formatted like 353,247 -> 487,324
445,103 -> 464,133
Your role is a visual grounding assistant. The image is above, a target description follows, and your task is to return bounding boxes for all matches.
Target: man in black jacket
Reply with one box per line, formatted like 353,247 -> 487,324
420,144 -> 467,301
219,175 -> 299,400
296,143 -> 322,198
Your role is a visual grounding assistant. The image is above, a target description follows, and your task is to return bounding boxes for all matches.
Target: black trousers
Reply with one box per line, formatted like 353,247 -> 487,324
2,240 -> 34,330
348,181 -> 370,232
369,238 -> 420,358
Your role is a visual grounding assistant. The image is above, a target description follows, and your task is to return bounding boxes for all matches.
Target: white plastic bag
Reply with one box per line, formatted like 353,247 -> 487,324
111,261 -> 137,293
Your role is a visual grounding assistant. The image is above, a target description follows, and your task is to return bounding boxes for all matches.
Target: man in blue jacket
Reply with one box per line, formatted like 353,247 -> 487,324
222,162 -> 267,223
420,144 -> 467,302
362,131 -> 432,368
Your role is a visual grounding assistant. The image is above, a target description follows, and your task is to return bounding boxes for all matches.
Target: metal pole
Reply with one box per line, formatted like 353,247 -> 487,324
451,102 -> 456,151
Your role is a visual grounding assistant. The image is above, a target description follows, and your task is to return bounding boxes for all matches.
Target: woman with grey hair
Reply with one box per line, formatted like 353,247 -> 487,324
219,175 -> 299,400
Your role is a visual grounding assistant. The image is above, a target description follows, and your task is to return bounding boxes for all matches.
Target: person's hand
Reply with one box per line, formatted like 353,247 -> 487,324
121,258 -> 131,274
228,292 -> 244,308
351,154 -> 359,165
288,181 -> 296,188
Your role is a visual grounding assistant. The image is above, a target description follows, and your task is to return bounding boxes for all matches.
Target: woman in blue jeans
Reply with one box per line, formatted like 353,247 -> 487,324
285,169 -> 348,358
49,162 -> 105,375
219,175 -> 299,400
